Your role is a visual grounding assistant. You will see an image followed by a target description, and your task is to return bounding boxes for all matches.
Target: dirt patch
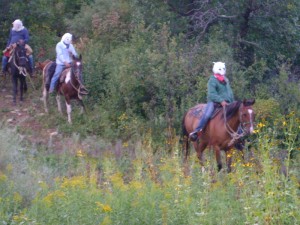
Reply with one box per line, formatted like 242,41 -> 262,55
0,76 -> 66,153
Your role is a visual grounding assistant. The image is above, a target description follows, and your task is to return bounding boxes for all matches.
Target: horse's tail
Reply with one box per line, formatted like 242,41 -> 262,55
181,111 -> 190,162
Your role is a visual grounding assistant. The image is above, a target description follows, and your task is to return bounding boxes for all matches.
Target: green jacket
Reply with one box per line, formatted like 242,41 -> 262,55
207,75 -> 234,103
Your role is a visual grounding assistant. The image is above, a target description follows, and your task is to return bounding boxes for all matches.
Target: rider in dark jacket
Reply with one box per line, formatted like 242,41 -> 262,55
189,62 -> 234,141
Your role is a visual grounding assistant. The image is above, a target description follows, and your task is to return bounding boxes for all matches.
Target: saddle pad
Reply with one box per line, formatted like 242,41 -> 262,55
188,103 -> 222,119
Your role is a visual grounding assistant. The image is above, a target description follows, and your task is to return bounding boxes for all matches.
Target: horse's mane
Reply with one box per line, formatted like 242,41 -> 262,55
221,101 -> 242,121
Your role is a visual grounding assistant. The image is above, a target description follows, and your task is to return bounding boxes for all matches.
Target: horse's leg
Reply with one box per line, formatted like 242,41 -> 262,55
20,76 -> 25,102
56,95 -> 63,114
225,149 -> 233,173
23,78 -> 27,93
214,146 -> 223,172
11,74 -> 17,104
183,135 -> 190,163
78,99 -> 85,114
65,100 -> 72,124
42,87 -> 49,113
194,141 -> 207,171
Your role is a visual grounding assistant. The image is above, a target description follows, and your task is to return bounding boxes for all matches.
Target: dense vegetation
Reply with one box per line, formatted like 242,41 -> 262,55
1,0 -> 300,139
0,0 -> 299,224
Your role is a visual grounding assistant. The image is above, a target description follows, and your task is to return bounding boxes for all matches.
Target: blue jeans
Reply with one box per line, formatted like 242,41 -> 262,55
2,56 -> 8,71
49,64 -> 65,92
194,102 -> 214,132
2,55 -> 34,72
28,55 -> 34,71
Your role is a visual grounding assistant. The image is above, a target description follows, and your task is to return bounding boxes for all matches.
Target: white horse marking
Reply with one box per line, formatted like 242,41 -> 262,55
65,70 -> 71,83
248,109 -> 254,134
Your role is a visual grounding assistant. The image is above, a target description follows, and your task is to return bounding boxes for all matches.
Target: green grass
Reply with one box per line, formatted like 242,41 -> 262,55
0,109 -> 299,224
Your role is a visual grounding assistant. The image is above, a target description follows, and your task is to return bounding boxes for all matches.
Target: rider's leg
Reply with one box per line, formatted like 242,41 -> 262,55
189,102 -> 214,140
49,64 -> 64,93
1,56 -> 8,73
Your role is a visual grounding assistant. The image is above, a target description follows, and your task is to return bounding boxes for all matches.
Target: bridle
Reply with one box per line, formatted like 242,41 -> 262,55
69,61 -> 88,99
223,103 -> 254,146
8,46 -> 29,76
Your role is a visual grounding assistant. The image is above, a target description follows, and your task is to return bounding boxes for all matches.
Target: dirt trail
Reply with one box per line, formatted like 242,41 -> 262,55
0,76 -> 64,152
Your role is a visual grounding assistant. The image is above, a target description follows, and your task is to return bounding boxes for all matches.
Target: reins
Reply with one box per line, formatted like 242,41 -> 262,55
9,47 -> 36,90
9,48 -> 27,76
69,67 -> 88,100
222,105 -> 246,146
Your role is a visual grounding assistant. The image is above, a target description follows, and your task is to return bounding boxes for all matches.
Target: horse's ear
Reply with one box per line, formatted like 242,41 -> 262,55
243,99 -> 255,106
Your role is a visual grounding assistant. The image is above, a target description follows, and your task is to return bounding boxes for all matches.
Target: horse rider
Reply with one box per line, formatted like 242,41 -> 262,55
189,62 -> 234,142
49,33 -> 77,94
1,19 -> 34,76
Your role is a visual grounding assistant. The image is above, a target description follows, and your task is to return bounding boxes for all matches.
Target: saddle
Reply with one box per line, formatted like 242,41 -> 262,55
3,43 -> 33,57
45,62 -> 71,91
189,103 -> 222,119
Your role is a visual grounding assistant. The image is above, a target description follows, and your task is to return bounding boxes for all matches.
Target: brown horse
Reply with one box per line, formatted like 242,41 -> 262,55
182,99 -> 255,172
42,55 -> 88,123
35,59 -> 52,72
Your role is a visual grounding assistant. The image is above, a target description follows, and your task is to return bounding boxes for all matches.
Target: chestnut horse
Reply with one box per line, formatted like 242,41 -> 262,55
8,41 -> 29,104
42,55 -> 88,123
182,99 -> 255,172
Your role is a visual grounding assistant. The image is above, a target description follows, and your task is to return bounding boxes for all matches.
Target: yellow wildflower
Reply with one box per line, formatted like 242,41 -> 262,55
0,173 -> 7,182
43,190 -> 65,206
109,173 -> 126,189
252,129 -> 259,134
129,180 -> 143,190
76,149 -> 86,157
96,201 -> 112,212
61,176 -> 86,189
13,192 -> 22,204
122,142 -> 129,147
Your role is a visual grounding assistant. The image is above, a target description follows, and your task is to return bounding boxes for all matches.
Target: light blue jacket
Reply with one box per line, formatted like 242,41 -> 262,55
55,41 -> 77,65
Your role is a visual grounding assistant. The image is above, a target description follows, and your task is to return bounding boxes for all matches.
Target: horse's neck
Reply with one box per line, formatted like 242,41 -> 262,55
70,69 -> 80,86
224,109 -> 240,131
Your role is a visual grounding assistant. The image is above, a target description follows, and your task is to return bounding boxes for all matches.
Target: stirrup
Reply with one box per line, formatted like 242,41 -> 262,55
189,129 -> 203,142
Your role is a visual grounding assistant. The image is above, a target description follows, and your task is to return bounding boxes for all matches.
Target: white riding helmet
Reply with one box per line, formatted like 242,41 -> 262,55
212,62 -> 226,76
61,33 -> 72,45
12,19 -> 24,31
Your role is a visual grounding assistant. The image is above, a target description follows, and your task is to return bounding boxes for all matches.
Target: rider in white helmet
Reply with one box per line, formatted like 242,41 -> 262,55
49,33 -> 78,93
189,62 -> 234,141
1,19 -> 34,75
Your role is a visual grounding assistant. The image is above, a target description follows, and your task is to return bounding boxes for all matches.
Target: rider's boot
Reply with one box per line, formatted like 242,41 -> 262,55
189,129 -> 203,142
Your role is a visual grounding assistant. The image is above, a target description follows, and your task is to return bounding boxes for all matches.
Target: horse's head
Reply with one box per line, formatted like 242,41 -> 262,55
14,40 -> 28,67
71,54 -> 83,82
239,99 -> 255,134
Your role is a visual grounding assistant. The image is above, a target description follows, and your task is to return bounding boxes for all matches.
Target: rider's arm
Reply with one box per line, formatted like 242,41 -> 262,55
68,44 -> 78,58
22,28 -> 30,44
6,29 -> 13,48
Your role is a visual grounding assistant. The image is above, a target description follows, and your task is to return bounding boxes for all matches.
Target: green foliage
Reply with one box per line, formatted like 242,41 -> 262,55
254,98 -> 281,119
274,64 -> 300,112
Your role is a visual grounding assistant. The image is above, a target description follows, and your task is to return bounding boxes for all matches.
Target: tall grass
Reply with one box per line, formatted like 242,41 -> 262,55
0,114 -> 299,224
